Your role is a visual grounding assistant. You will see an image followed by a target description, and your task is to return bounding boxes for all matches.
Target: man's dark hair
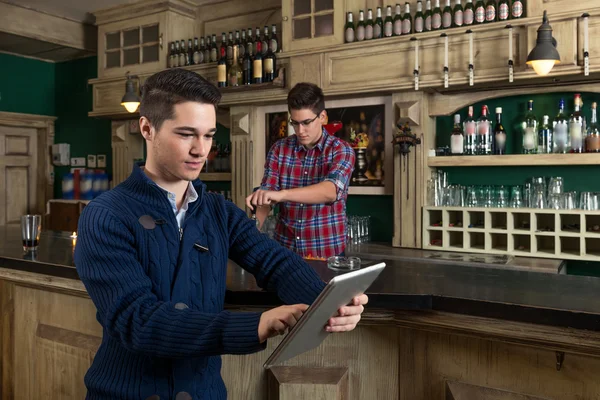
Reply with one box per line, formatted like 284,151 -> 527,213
287,82 -> 325,115
139,68 -> 221,131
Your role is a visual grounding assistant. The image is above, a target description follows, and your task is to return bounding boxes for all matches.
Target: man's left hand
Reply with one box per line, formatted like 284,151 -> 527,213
245,189 -> 286,210
325,294 -> 368,332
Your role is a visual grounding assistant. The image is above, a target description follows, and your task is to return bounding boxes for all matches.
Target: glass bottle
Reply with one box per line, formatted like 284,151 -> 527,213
553,99 -> 569,153
424,0 -> 433,31
478,105 -> 493,155
356,10 -> 366,41
442,0 -> 453,29
570,94 -> 584,153
464,0 -> 475,25
538,115 -> 553,154
494,107 -> 507,155
453,0 -> 464,27
402,2 -> 412,34
451,114 -> 465,154
464,106 -> 478,155
432,0 -> 443,30
414,1 -> 425,33
522,100 -> 538,154
586,102 -> 600,153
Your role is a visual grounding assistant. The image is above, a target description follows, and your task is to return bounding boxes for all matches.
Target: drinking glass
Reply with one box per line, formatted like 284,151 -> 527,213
562,192 -> 578,210
509,186 -> 523,208
580,192 -> 599,210
21,214 -> 41,252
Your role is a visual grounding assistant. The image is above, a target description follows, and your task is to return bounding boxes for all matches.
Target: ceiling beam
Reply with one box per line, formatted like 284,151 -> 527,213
0,2 -> 96,52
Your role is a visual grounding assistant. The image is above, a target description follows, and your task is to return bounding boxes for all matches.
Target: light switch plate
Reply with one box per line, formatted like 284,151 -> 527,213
71,157 -> 86,167
97,154 -> 107,168
87,154 -> 97,168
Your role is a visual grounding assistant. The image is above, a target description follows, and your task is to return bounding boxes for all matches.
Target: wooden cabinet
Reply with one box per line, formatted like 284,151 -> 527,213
93,0 -> 196,79
46,200 -> 89,233
281,0 -> 345,52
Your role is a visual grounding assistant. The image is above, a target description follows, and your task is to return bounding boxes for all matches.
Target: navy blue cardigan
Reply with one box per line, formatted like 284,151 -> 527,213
74,163 -> 326,400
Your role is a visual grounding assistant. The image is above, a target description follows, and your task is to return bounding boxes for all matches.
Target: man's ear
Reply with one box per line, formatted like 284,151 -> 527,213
139,117 -> 153,141
320,110 -> 328,124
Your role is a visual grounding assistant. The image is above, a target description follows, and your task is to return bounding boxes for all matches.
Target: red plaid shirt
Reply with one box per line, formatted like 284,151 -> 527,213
261,130 -> 355,258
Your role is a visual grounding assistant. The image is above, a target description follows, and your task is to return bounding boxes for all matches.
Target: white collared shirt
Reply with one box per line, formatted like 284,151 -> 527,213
157,182 -> 199,228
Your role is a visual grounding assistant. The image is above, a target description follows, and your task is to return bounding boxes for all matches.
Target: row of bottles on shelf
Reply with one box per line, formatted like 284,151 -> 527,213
203,143 -> 232,173
447,95 -> 600,155
168,25 -> 280,69
345,0 -> 525,42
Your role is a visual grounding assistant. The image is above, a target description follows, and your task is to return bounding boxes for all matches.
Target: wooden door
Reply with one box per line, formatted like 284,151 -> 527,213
0,125 -> 38,225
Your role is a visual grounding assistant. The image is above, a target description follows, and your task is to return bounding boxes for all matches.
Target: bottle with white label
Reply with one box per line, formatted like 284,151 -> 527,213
511,0 -> 524,19
432,0 -> 442,30
424,0 -> 433,31
494,107 -> 507,155
553,99 -> 569,153
522,100 -> 538,154
453,0 -> 464,27
451,114 -> 465,154
474,0 -> 485,24
538,115 -> 553,154
464,106 -> 478,155
402,3 -> 412,34
356,10 -> 366,41
365,9 -> 374,40
414,1 -> 424,33
442,0 -> 453,29
498,0 -> 510,21
485,0 -> 496,23
570,94 -> 584,153
464,0 -> 475,25
345,12 -> 355,43
478,105 -> 493,155
374,7 -> 384,38
384,6 -> 394,37
393,4 -> 403,35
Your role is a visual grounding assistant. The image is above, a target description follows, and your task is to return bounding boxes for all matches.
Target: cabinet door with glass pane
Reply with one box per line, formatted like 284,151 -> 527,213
282,0 -> 345,52
98,14 -> 165,78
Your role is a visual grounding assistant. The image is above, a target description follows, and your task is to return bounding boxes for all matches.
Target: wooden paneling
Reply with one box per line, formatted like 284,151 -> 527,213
446,381 -> 551,400
268,367 -> 349,400
230,107 -> 254,210
290,54 -> 323,87
528,0 -> 599,19
5,167 -> 29,225
5,136 -> 29,156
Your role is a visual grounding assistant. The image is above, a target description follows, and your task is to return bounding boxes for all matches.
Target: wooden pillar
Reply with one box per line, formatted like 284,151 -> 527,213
268,366 -> 348,400
230,106 -> 255,210
392,92 -> 432,248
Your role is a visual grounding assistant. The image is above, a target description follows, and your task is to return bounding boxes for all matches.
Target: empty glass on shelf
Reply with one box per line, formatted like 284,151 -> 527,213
509,186 -> 523,208
580,192 -> 599,211
347,215 -> 371,245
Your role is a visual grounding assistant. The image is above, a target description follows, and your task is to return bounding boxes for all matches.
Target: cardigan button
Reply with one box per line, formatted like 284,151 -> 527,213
174,303 -> 189,310
176,392 -> 192,400
145,396 -> 160,400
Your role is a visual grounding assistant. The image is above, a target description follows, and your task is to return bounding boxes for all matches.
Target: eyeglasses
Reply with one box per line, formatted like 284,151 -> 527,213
289,112 -> 322,128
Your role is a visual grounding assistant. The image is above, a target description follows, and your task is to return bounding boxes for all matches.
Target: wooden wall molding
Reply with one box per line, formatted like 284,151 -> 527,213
93,0 -> 196,26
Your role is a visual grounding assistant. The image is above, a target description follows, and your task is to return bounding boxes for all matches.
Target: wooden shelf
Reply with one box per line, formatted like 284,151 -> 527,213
428,153 -> 600,167
200,172 -> 231,181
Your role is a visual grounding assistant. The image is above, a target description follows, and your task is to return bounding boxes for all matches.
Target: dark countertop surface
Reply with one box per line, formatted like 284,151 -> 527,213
2,226 -> 600,330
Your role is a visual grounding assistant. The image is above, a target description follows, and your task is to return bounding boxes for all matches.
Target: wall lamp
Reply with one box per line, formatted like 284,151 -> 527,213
526,10 -> 561,76
121,72 -> 141,113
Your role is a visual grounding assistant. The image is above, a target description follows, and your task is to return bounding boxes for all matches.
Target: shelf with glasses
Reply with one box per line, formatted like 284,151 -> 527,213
422,206 -> 600,261
427,153 -> 600,167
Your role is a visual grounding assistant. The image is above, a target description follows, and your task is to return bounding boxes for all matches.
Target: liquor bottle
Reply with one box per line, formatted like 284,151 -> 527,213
261,26 -> 269,55
474,0 -> 486,24
374,7 -> 384,38
384,6 -> 393,37
185,38 -> 193,65
234,30 -> 241,59
414,1 -> 425,33
394,4 -> 403,36
192,37 -> 201,65
553,99 -> 569,153
494,107 -> 507,154
478,105 -> 493,155
345,12 -> 356,42
587,102 -> 600,153
402,3 -> 412,34
228,44 -> 242,87
424,0 -> 433,31
464,0 -> 475,25
464,106 -> 478,155
217,49 -> 227,88
253,40 -> 263,84
451,114 -> 465,154
210,34 -> 218,63
538,115 -> 553,154
570,94 -> 584,153
219,32 -> 227,64
365,9 -> 374,40
511,0 -> 524,19
357,10 -> 366,41
270,24 -> 279,52
227,32 -> 234,65
442,0 -> 453,29
522,100 -> 538,154
247,28 -> 254,57
453,0 -> 464,27
432,0 -> 443,30
498,0 -> 510,21
485,0 -> 496,23
264,37 -> 276,82
203,36 -> 211,63
169,42 -> 176,68
179,39 -> 187,67
254,27 -> 261,55
242,38 -> 253,85
240,30 -> 247,58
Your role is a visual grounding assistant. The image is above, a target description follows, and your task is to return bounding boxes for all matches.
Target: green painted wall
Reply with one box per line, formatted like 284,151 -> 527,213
346,195 -> 393,243
54,56 -> 112,198
0,53 -> 55,115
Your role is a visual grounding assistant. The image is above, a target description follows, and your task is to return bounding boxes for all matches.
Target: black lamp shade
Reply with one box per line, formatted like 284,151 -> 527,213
121,79 -> 140,103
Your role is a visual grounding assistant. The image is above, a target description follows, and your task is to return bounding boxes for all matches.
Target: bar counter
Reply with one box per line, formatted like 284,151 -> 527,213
2,225 -> 600,399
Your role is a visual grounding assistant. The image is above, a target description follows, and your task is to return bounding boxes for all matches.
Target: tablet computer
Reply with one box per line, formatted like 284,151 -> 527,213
263,261 -> 386,369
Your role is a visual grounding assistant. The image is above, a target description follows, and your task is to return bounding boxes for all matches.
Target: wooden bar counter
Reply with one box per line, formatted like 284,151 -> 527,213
2,226 -> 600,399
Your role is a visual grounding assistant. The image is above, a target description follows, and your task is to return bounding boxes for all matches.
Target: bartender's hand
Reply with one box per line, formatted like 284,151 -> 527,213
325,294 -> 369,332
246,189 -> 286,211
258,304 -> 308,343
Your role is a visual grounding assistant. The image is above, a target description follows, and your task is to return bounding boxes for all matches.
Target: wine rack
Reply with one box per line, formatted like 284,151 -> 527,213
423,206 -> 600,261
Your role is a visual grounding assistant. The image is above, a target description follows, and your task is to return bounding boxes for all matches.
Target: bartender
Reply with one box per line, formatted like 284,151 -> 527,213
246,82 -> 355,258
